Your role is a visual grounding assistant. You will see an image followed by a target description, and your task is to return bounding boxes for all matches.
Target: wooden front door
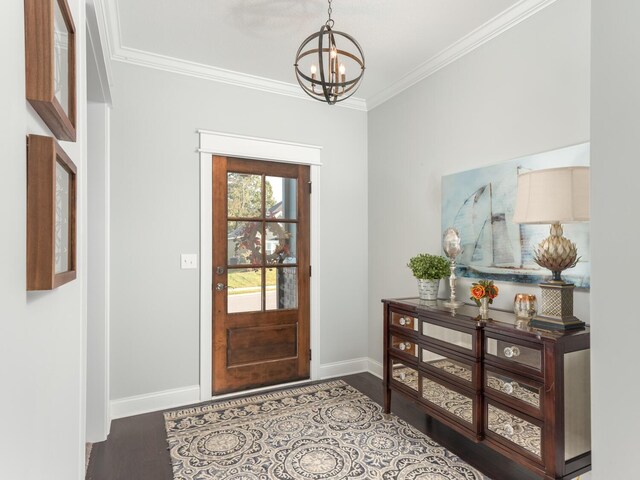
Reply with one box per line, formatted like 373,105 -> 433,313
212,156 -> 311,394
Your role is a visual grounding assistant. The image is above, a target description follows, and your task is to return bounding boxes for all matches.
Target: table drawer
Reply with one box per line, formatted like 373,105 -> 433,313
486,400 -> 543,462
390,357 -> 419,393
485,333 -> 543,376
420,344 -> 476,389
420,373 -> 476,430
421,319 -> 475,355
390,335 -> 419,360
485,367 -> 543,418
390,310 -> 419,333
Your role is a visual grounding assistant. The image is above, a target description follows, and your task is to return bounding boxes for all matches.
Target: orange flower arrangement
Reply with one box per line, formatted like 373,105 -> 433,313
471,284 -> 485,300
470,280 -> 499,306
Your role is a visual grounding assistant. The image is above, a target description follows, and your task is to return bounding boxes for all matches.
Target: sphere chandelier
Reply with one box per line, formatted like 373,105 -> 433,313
294,0 -> 365,105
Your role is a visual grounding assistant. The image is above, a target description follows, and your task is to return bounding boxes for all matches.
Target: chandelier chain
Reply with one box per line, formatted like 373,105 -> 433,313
326,0 -> 334,28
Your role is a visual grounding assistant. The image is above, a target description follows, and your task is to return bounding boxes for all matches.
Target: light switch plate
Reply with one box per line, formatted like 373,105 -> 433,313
181,254 -> 198,270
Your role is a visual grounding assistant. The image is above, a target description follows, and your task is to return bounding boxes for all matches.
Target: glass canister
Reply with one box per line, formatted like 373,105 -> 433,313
514,294 -> 537,320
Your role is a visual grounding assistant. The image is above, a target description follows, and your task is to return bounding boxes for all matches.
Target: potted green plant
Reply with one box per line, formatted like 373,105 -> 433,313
407,254 -> 451,301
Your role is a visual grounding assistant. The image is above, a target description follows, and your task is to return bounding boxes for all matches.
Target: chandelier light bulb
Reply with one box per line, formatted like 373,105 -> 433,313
339,63 -> 346,75
310,64 -> 317,75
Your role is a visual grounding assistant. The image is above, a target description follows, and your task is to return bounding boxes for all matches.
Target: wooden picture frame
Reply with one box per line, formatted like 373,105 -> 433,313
27,135 -> 77,290
24,0 -> 77,142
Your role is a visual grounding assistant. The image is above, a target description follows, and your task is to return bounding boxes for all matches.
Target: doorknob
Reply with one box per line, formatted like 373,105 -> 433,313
216,283 -> 226,291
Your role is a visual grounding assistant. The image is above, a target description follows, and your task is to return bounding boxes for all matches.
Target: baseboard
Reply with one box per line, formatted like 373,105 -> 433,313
319,357 -> 371,379
110,385 -> 200,420
110,358 -> 382,419
367,358 -> 383,379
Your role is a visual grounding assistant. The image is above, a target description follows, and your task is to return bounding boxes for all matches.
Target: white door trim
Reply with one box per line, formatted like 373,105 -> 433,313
199,130 -> 322,402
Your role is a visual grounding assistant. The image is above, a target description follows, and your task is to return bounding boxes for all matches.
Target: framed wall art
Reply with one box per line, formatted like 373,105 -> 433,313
441,143 -> 590,288
25,0 -> 77,142
27,135 -> 77,290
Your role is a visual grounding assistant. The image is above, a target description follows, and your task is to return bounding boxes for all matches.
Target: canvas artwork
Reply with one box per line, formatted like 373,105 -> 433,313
441,143 -> 590,288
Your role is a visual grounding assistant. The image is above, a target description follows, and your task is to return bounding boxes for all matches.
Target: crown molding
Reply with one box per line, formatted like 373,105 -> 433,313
102,1 -> 366,111
111,44 -> 368,111
367,0 -> 559,110
102,0 -> 557,113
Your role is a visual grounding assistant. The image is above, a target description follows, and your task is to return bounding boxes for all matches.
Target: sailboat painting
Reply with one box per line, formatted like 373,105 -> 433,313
441,143 -> 590,288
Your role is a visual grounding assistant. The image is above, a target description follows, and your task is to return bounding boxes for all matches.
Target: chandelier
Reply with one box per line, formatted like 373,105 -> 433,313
294,0 -> 365,105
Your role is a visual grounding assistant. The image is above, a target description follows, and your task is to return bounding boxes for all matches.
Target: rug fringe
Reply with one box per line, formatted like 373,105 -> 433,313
164,379 -> 349,419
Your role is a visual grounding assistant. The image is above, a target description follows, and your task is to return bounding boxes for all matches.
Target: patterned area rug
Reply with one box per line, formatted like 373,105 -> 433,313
164,380 -> 487,479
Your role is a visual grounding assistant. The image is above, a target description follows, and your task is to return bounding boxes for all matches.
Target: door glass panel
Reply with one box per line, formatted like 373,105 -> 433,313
228,221 -> 263,265
227,173 -> 262,218
228,268 -> 263,313
266,176 -> 297,219
265,223 -> 297,264
266,267 -> 298,310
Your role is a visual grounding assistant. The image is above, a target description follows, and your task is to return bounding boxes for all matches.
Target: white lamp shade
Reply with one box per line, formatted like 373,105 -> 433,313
512,166 -> 590,224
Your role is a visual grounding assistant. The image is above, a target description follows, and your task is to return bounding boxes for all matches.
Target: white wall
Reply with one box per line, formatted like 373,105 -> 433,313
591,0 -> 640,476
108,61 -> 368,401
86,102 -> 110,441
0,1 -> 87,479
368,0 -> 591,366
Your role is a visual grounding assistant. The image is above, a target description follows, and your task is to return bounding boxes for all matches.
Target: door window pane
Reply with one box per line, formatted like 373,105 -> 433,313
266,267 -> 298,310
228,221 -> 262,265
227,173 -> 262,218
228,268 -> 263,313
265,223 -> 297,264
266,176 -> 296,219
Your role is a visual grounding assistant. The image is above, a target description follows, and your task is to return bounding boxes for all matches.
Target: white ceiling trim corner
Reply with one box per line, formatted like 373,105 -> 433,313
102,0 -> 557,112
366,0 -> 559,110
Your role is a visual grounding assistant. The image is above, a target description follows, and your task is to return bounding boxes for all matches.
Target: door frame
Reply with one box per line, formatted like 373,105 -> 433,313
198,130 -> 322,402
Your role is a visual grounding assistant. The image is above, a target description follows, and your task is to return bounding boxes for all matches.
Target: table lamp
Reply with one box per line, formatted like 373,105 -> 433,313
512,166 -> 589,330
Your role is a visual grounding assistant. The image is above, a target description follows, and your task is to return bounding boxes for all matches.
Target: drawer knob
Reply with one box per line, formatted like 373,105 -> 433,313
503,382 -> 519,395
399,342 -> 411,351
504,346 -> 521,358
399,317 -> 407,326
504,423 -> 514,436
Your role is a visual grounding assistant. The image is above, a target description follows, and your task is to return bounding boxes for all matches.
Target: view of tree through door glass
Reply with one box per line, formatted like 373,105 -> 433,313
227,173 -> 298,313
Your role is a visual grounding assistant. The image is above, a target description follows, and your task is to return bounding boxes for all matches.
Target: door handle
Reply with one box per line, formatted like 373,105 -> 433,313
216,283 -> 226,291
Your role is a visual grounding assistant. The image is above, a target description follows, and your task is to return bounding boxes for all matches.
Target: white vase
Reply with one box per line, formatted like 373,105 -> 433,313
417,279 -> 440,301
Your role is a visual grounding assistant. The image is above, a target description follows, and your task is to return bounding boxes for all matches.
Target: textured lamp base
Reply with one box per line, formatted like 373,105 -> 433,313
529,282 -> 585,331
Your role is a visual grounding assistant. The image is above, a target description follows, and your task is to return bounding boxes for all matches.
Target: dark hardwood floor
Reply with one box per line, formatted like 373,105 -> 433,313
87,373 -> 538,480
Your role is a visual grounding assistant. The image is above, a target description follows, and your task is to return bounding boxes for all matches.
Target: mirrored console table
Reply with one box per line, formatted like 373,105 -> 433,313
382,297 -> 591,480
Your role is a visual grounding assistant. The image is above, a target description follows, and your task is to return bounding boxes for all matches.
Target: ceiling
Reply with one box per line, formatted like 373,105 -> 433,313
107,0 -> 552,109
